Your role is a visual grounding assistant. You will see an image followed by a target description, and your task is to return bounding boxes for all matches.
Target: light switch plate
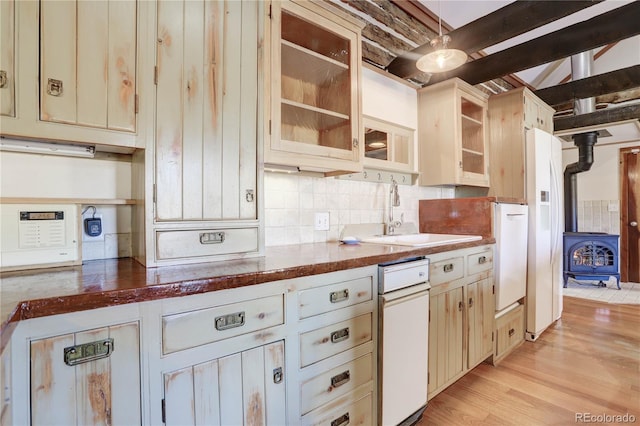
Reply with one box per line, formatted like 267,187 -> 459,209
314,212 -> 330,231
608,203 -> 619,212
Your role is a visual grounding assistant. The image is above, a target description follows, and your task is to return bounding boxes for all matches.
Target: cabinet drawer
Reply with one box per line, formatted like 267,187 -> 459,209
299,313 -> 372,367
301,390 -> 372,426
495,304 -> 524,359
162,294 -> 284,354
156,228 -> 259,260
467,247 -> 494,275
298,277 -> 373,319
429,256 -> 464,285
300,353 -> 373,415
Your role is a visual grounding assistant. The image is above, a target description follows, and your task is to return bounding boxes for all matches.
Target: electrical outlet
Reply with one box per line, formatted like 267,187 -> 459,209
314,212 -> 330,231
608,203 -> 619,212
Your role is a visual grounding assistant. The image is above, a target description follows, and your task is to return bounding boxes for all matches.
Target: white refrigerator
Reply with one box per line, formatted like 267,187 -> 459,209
525,128 -> 564,341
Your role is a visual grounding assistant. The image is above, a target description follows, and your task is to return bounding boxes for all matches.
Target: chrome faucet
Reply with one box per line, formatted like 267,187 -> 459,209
387,180 -> 403,235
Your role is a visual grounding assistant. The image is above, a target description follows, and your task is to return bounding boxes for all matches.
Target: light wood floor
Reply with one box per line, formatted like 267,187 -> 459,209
418,297 -> 640,425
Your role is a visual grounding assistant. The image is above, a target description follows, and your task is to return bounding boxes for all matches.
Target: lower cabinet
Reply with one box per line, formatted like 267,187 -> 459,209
163,341 -> 286,426
6,265 -> 379,424
30,321 -> 141,425
428,245 -> 495,399
493,303 -> 525,365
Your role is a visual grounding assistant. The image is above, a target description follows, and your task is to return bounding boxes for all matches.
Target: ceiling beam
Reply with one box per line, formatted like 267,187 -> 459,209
535,65 -> 640,107
425,2 -> 640,86
387,0 -> 603,79
554,104 -> 640,132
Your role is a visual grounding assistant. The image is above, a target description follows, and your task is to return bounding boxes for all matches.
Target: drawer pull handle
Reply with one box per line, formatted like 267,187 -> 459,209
330,289 -> 349,303
215,311 -> 245,331
47,78 -> 63,96
443,263 -> 454,273
331,327 -> 350,344
273,367 -> 283,384
478,256 -> 487,264
64,338 -> 114,366
509,328 -> 515,337
331,370 -> 351,388
200,231 -> 225,244
468,297 -> 474,308
331,413 -> 350,426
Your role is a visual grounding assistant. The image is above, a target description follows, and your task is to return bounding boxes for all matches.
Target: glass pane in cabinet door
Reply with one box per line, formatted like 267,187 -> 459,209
365,128 -> 388,160
460,97 -> 484,174
279,10 -> 352,151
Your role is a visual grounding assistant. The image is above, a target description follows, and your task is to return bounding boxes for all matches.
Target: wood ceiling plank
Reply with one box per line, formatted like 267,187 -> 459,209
426,2 -> 640,86
535,65 -> 640,107
388,0 -> 603,79
554,104 -> 640,132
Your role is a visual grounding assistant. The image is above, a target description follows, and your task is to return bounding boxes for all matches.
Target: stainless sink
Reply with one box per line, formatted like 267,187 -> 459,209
360,233 -> 482,247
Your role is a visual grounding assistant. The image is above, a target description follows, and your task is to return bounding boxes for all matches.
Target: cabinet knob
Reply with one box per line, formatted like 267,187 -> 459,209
0,70 -> 7,89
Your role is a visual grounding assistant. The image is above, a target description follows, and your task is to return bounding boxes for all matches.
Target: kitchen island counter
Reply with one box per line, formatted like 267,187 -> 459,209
0,238 -> 494,350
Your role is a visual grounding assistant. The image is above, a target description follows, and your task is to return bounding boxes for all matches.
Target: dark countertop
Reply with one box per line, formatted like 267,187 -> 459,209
0,238 -> 494,351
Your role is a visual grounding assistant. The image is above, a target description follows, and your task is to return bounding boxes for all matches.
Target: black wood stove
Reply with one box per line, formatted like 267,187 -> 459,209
563,232 -> 621,289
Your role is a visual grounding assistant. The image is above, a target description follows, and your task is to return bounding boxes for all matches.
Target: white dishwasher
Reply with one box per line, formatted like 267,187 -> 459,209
378,257 -> 430,426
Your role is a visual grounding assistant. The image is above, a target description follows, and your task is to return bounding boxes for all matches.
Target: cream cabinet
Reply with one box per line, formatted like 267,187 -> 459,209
0,0 -> 15,118
30,322 -> 141,425
418,78 -> 490,187
0,340 -> 11,426
133,0 -> 264,266
428,245 -> 495,399
0,0 -> 143,149
493,303 -> 525,365
363,116 -> 416,173
292,267 -> 377,425
488,87 -> 555,198
266,0 -> 365,175
163,341 -> 286,426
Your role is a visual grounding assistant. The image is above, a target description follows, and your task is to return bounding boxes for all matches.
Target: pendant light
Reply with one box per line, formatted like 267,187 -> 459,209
416,1 -> 467,73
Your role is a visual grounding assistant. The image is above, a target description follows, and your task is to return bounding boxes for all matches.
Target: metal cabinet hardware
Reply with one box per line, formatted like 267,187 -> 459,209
200,231 -> 225,244
0,71 -> 7,88
214,311 -> 245,331
443,263 -> 454,273
478,256 -> 487,264
458,301 -> 464,311
331,327 -> 350,343
631,221 -> 638,227
329,289 -> 349,303
245,189 -> 254,202
508,328 -> 515,337
469,297 -> 474,308
273,367 -> 283,384
331,370 -> 351,388
352,138 -> 358,148
331,413 -> 350,426
47,78 -> 63,96
64,338 -> 114,366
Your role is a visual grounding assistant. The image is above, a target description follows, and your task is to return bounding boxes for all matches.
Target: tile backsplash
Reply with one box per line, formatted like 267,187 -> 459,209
264,172 -> 453,246
577,200 -> 620,234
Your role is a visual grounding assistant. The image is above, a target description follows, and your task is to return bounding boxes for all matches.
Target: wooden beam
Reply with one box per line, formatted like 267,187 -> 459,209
535,65 -> 640,107
387,0 -> 603,79
554,104 -> 640,132
426,2 -> 640,86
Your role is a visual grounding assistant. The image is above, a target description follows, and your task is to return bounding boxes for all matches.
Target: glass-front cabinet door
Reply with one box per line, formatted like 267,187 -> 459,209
267,0 -> 363,173
364,116 -> 415,173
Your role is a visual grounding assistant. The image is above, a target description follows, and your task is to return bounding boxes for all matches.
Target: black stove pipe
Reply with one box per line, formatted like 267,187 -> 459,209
564,131 -> 597,232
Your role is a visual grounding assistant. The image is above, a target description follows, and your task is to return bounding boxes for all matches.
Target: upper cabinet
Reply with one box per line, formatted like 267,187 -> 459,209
0,0 -> 143,150
40,0 -> 137,132
0,0 -> 15,117
266,0 -> 364,174
132,0 -> 264,267
487,87 -> 555,198
364,116 -> 416,173
417,78 -> 490,187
